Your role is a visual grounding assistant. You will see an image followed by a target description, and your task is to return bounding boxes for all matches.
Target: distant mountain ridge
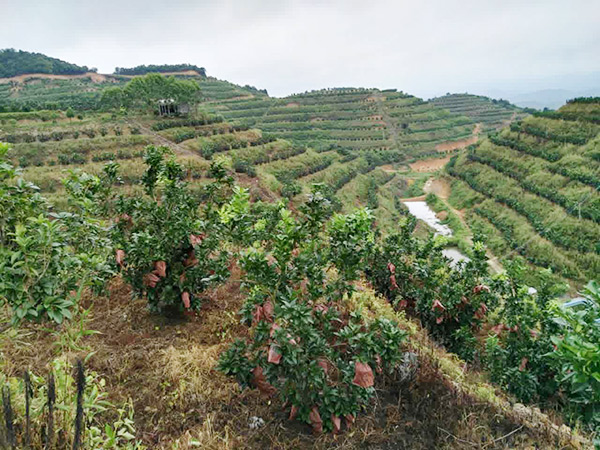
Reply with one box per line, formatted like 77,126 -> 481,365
509,89 -> 600,110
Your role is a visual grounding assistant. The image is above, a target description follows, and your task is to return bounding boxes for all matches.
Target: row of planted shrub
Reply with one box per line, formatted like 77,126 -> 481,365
510,117 -> 598,145
490,132 -> 600,188
2,143 -> 597,436
448,154 -> 600,255
1,125 -> 141,143
469,144 -> 599,222
150,114 -> 224,131
365,216 -> 599,433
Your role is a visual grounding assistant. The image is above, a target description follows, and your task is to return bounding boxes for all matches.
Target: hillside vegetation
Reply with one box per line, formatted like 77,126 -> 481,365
0,49 -> 89,78
0,58 -> 598,448
207,88 -> 476,157
0,75 -> 269,112
447,98 -> 600,284
0,77 -> 126,111
114,64 -> 207,76
431,93 -> 529,131
0,141 -> 597,448
0,74 -> 477,231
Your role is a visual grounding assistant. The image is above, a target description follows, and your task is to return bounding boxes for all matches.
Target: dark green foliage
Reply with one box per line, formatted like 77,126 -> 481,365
111,147 -> 232,314
280,179 -> 302,198
0,143 -> 113,323
567,97 -> 600,104
100,73 -> 201,111
219,190 -> 405,433
0,49 -> 88,78
550,281 -> 600,431
483,265 -> 564,403
114,64 -> 206,77
367,222 -> 494,361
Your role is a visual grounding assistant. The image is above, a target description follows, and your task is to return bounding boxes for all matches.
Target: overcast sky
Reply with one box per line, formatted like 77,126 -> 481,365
2,0 -> 599,102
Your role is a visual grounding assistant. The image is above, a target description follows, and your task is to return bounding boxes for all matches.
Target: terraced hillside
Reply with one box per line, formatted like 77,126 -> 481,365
1,75 -> 483,237
432,93 -> 528,131
0,75 -> 126,110
446,98 -> 600,284
0,73 -> 266,111
0,110 -> 264,199
207,88 -> 477,159
0,104 -> 422,236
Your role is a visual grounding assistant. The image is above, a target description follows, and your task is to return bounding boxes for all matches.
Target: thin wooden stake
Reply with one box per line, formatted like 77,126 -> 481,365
24,371 -> 32,448
2,385 -> 15,449
72,361 -> 85,450
44,373 -> 55,450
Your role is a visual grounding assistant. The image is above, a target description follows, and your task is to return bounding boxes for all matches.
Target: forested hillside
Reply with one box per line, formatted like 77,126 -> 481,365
0,49 -> 89,78
114,64 -> 207,76
431,93 -> 528,131
446,97 -> 600,283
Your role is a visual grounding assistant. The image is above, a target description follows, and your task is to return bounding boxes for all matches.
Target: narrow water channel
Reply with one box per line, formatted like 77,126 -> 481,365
403,200 -> 470,266
403,201 -> 452,236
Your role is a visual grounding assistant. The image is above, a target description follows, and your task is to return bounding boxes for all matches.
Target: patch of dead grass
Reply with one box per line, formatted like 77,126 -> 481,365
1,271 -> 591,449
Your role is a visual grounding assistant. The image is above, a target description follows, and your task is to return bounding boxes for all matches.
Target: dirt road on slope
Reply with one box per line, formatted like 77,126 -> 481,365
0,72 -> 112,84
409,155 -> 452,173
126,119 -> 197,157
435,123 -> 482,152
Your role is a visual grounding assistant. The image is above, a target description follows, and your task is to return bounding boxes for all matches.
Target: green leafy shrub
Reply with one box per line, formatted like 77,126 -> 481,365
0,143 -> 111,324
111,146 -> 231,315
280,179 -> 302,198
483,265 -> 562,403
219,192 -> 406,433
0,217 -> 84,323
367,219 -> 494,361
550,281 -> 600,431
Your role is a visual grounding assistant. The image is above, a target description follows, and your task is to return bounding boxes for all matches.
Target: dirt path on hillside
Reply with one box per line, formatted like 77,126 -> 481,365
126,119 -> 197,157
423,177 -> 451,199
0,72 -> 111,84
435,123 -> 482,152
118,70 -> 202,78
409,155 -> 452,173
0,70 -> 207,85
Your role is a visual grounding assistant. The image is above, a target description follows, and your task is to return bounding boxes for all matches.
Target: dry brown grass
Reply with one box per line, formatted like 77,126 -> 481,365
1,271 -> 591,449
